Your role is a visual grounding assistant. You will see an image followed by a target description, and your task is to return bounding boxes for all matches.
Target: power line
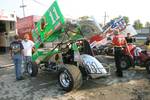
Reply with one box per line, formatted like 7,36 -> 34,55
32,0 -> 48,7
20,0 -> 48,17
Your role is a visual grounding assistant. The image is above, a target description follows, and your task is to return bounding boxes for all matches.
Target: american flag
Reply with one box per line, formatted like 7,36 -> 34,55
110,17 -> 126,31
103,17 -> 127,34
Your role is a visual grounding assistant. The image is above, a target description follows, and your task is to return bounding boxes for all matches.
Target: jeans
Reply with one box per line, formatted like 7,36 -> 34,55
23,56 -> 32,73
12,54 -> 23,80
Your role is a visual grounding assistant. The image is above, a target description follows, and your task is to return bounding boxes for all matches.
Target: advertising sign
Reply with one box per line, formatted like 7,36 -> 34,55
32,0 -> 65,49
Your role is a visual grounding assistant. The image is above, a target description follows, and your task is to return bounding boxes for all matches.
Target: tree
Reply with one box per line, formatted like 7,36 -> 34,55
79,16 -> 90,20
145,22 -> 150,27
123,16 -> 129,25
133,20 -> 143,29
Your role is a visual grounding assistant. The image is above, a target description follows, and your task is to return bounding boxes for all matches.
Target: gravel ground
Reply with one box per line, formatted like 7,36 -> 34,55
0,54 -> 13,67
0,55 -> 150,100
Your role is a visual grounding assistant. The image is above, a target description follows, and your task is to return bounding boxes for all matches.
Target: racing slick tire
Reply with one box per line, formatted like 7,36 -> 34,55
58,64 -> 83,92
27,62 -> 38,77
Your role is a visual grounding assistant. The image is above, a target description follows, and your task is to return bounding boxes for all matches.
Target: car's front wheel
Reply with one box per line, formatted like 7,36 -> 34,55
58,64 -> 82,92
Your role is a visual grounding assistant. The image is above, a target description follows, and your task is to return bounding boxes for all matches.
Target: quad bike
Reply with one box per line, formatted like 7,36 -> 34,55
120,44 -> 150,73
25,1 -> 110,92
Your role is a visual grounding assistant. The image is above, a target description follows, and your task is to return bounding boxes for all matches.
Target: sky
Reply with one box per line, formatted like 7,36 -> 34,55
0,0 -> 150,25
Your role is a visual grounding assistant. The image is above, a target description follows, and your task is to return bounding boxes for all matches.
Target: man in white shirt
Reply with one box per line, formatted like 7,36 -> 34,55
22,34 -> 34,73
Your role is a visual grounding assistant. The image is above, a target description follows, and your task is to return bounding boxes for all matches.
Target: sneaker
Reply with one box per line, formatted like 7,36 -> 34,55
16,76 -> 25,81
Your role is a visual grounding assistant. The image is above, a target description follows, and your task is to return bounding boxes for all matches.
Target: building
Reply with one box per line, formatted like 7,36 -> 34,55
17,15 -> 41,40
0,9 -> 17,53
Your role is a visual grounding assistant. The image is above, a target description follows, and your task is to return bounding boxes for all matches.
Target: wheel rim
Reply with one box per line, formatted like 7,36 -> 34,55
27,63 -> 33,74
59,71 -> 71,88
121,61 -> 127,69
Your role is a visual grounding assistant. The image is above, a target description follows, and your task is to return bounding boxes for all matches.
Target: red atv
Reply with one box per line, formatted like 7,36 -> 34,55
120,44 -> 150,73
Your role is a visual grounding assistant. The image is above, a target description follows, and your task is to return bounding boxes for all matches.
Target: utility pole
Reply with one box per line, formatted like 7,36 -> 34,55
103,12 -> 109,26
20,0 -> 26,17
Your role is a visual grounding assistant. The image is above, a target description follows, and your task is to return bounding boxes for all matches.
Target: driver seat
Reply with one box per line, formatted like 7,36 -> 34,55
82,40 -> 94,56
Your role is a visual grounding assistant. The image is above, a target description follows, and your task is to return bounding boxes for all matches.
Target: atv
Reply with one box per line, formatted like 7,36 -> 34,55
120,44 -> 150,74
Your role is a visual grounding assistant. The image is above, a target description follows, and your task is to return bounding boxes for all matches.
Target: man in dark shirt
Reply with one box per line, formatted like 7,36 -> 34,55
10,35 -> 24,80
125,33 -> 136,44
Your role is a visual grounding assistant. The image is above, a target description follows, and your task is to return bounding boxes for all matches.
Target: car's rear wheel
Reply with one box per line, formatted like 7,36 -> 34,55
27,62 -> 38,77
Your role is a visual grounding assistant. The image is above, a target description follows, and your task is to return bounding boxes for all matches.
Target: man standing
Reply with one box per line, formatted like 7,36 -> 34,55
112,29 -> 126,77
125,33 -> 136,44
10,35 -> 24,80
22,34 -> 34,73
